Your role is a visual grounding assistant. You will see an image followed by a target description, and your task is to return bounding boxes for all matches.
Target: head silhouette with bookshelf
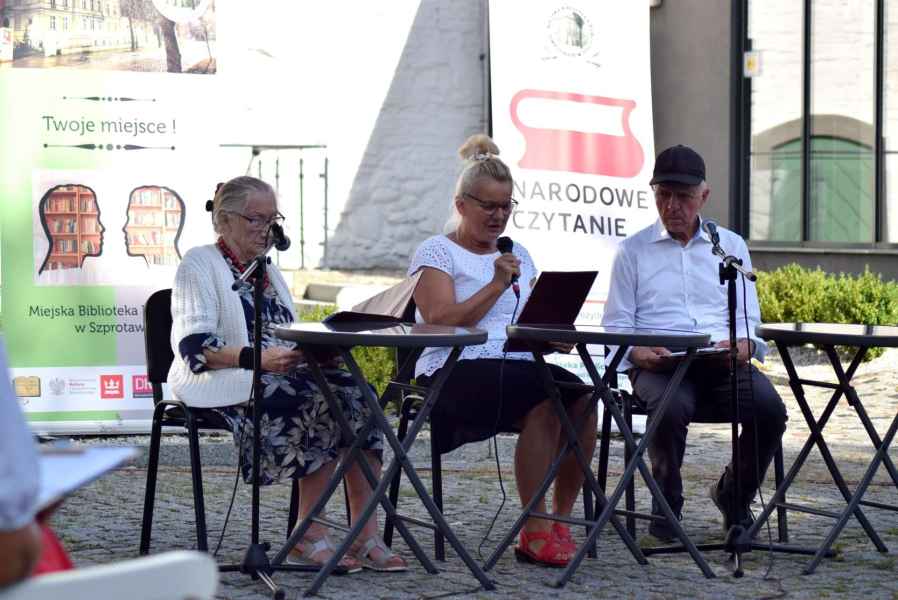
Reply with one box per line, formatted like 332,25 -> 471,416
123,186 -> 185,267
38,184 -> 105,274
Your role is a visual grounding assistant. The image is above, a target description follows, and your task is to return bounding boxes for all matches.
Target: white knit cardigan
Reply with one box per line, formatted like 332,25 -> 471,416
167,244 -> 296,408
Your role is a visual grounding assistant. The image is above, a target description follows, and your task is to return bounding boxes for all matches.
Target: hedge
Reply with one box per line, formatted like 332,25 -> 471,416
756,264 -> 898,360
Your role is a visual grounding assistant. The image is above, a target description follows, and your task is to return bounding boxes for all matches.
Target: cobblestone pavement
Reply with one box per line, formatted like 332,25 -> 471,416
53,348 -> 898,599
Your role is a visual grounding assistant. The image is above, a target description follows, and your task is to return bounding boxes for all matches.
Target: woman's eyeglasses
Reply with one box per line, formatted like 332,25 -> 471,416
232,212 -> 285,230
463,193 -> 519,215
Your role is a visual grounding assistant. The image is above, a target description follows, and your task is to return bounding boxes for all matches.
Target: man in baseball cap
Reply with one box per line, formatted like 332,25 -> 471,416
601,144 -> 787,542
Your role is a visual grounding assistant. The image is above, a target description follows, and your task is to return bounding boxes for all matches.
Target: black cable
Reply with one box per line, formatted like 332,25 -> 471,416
212,405 -> 250,557
477,291 -> 520,559
213,381 -> 253,557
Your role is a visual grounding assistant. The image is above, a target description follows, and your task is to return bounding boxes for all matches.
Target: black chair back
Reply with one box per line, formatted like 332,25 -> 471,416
144,289 -> 174,405
396,298 -> 418,378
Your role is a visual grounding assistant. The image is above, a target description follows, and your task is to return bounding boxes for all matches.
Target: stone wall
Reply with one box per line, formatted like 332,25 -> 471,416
326,0 -> 487,270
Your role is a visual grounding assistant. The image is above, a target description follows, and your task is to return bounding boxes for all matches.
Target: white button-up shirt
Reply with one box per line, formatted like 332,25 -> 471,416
601,218 -> 766,371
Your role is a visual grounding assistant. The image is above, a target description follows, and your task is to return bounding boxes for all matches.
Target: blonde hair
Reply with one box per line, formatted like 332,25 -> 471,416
211,176 -> 275,234
444,134 -> 514,233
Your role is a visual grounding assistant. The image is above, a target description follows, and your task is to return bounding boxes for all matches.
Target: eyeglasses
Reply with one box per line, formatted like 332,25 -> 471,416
463,193 -> 519,215
230,211 -> 285,230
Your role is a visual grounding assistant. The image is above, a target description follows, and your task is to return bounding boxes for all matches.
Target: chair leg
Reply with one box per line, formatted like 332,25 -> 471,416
186,413 -> 209,552
287,479 -> 299,539
139,403 -> 166,555
624,404 -> 636,539
774,443 -> 788,543
597,403 -> 612,493
432,430 -> 445,561
384,402 -> 412,548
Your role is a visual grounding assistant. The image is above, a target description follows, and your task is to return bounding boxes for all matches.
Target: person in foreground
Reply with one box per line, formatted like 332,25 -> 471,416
601,145 -> 788,541
169,176 -> 405,572
408,134 -> 596,567
0,341 -> 43,588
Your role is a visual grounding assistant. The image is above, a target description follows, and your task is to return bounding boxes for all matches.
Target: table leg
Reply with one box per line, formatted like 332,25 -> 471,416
824,346 -> 898,496
805,407 -> 898,574
746,344 -> 887,554
340,347 -> 495,591
568,345 -> 715,583
273,350 -> 440,596
481,347 -> 647,575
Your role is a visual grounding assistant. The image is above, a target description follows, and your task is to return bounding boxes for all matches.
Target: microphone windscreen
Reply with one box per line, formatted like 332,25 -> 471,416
496,236 -> 513,254
270,223 -> 291,251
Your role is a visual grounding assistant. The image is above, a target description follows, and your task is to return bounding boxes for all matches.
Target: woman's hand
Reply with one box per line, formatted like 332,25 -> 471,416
492,252 -> 521,289
629,346 -> 676,372
261,347 -> 304,374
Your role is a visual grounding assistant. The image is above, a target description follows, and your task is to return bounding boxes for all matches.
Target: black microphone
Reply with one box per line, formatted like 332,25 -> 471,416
269,223 -> 291,251
701,218 -> 720,246
496,236 -> 519,298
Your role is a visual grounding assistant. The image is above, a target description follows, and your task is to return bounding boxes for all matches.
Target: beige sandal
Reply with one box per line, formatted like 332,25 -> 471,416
287,532 -> 362,574
349,536 -> 408,572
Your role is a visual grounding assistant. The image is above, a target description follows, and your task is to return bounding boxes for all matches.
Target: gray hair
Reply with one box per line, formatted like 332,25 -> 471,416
444,134 -> 514,233
211,176 -> 275,234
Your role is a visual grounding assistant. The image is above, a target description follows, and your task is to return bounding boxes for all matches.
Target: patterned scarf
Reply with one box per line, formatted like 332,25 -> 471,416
217,237 -> 271,291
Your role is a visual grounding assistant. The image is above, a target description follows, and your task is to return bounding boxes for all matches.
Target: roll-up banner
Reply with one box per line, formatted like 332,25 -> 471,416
488,0 -> 657,382
0,0 -> 239,434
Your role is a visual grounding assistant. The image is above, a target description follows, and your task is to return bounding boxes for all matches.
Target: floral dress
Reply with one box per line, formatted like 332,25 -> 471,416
177,239 -> 382,485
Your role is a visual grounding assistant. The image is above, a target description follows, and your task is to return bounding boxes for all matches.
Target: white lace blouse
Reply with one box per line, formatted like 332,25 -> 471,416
407,235 -> 538,377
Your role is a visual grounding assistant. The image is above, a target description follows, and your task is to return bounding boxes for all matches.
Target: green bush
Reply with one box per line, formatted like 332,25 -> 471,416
757,264 -> 898,360
298,304 -> 397,399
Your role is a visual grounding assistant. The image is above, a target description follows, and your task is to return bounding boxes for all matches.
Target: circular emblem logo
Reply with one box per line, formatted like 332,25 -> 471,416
547,7 -> 593,57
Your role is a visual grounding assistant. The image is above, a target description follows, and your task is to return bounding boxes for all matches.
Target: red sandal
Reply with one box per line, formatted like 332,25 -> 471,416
514,528 -> 572,567
552,523 -> 577,555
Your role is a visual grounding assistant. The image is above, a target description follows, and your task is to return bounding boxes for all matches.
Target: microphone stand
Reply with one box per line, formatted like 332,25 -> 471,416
711,241 -> 754,577
217,233 -> 318,600
642,232 -> 833,574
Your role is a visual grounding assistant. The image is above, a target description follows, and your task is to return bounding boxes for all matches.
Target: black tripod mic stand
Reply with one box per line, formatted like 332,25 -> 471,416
217,227 -> 327,600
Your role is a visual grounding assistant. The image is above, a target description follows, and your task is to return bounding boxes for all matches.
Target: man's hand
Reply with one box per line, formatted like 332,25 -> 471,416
0,522 -> 42,588
547,341 -> 575,354
629,346 -> 676,372
713,338 -> 753,365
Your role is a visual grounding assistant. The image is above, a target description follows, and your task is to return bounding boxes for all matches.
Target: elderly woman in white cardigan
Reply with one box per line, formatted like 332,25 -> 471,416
168,176 -> 405,572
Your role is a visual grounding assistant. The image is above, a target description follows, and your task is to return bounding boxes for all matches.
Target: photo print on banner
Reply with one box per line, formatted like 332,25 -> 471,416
0,0 -> 216,74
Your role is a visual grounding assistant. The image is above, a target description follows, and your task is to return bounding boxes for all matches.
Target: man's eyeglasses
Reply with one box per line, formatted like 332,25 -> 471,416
231,211 -> 285,230
463,193 -> 519,215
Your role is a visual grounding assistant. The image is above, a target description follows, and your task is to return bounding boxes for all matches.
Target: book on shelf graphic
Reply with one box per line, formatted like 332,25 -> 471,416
127,190 -> 181,266
44,187 -> 101,270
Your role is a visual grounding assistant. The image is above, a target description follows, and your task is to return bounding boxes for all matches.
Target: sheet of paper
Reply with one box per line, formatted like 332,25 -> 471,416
38,446 -> 138,510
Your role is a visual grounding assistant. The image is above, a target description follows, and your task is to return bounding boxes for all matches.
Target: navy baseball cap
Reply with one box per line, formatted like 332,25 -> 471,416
649,145 -> 706,186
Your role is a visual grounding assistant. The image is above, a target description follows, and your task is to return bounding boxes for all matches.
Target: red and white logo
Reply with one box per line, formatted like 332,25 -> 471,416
99,375 -> 124,400
132,374 -> 153,398
509,89 -> 645,177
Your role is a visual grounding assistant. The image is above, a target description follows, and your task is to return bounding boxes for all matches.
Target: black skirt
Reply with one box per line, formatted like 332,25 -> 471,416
418,358 -> 586,454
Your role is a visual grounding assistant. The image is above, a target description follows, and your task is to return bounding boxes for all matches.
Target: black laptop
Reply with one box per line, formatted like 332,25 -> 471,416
503,270 -> 597,352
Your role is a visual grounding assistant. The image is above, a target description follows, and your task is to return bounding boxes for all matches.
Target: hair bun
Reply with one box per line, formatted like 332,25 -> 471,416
205,199 -> 214,212
458,133 -> 500,161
